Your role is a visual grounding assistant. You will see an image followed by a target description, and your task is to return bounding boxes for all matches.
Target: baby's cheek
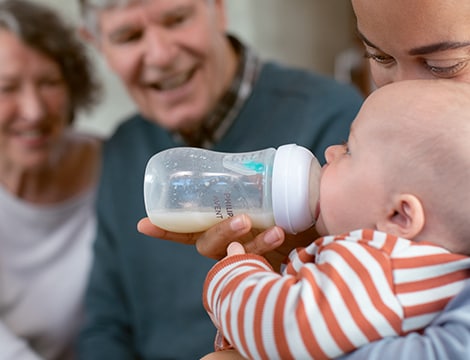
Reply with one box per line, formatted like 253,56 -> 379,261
314,213 -> 329,236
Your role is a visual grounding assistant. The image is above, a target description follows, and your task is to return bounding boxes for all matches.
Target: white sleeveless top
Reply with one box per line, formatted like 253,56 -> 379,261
0,185 -> 96,360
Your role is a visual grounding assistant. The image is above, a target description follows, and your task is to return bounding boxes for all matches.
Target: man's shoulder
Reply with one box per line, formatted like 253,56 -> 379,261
102,113 -> 173,158
106,114 -> 161,144
260,61 -> 327,81
258,61 -> 362,99
111,113 -> 152,137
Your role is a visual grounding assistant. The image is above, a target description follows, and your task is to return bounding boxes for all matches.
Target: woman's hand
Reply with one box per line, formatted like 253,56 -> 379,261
137,215 -> 318,271
137,214 -> 282,258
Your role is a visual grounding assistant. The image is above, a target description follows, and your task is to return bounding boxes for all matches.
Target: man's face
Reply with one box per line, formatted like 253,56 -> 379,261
96,0 -> 233,131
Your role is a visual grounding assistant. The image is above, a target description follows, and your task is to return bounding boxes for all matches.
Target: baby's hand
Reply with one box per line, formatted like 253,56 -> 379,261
226,242 -> 246,257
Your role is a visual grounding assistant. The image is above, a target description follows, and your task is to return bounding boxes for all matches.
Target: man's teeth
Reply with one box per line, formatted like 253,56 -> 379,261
155,71 -> 191,90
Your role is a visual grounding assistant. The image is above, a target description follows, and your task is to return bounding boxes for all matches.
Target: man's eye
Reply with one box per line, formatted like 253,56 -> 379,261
165,14 -> 188,28
110,30 -> 143,45
425,61 -> 468,78
364,50 -> 395,66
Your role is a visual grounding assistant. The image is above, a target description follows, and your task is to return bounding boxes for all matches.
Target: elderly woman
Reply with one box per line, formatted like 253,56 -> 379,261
0,0 -> 101,359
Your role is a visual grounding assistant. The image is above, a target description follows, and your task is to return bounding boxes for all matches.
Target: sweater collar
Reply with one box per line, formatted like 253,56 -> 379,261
174,35 -> 262,148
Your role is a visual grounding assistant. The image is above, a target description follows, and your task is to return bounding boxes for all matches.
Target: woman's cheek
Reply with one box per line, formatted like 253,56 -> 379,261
369,64 -> 391,88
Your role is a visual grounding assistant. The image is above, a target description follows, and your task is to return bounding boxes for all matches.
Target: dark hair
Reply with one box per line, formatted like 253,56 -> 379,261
0,0 -> 101,122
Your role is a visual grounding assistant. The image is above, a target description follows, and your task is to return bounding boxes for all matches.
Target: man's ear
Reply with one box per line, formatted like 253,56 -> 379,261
376,194 -> 425,239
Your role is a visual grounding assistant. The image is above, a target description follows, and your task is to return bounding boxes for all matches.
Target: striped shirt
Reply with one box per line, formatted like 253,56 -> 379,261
203,229 -> 470,360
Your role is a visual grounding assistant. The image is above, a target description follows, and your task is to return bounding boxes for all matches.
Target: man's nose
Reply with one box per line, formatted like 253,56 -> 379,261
143,27 -> 177,68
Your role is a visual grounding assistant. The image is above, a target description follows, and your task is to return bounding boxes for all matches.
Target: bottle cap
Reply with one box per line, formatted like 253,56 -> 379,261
272,144 -> 321,234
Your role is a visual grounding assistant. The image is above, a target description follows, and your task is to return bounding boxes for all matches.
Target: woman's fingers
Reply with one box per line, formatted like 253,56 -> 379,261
137,217 -> 202,245
195,215 -> 253,259
137,214 -> 311,268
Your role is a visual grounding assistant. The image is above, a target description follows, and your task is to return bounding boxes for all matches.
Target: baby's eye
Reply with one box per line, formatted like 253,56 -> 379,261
364,50 -> 395,66
425,61 -> 468,78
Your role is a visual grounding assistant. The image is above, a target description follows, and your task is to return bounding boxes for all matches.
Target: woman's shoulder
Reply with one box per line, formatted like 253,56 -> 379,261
67,130 -> 102,159
62,131 -> 102,192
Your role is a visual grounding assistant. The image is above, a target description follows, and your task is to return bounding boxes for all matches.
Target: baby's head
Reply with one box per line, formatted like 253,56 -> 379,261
316,79 -> 470,254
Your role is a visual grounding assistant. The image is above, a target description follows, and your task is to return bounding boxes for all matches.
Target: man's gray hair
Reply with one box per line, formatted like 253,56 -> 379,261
79,0 -> 215,37
79,0 -> 130,37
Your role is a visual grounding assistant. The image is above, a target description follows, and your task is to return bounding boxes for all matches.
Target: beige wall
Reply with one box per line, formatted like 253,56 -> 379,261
227,0 -> 355,75
29,0 -> 356,137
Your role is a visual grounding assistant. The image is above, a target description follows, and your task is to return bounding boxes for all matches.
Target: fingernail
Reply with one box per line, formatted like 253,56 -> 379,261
264,227 -> 281,245
230,215 -> 246,232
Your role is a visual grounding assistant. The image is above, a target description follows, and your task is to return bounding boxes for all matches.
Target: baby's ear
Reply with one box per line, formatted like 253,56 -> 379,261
376,194 -> 425,239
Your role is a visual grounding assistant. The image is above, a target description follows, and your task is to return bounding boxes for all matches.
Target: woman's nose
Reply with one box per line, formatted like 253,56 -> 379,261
19,87 -> 46,123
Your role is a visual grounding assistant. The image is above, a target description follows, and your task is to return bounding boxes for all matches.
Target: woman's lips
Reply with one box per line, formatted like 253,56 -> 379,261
12,128 -> 50,148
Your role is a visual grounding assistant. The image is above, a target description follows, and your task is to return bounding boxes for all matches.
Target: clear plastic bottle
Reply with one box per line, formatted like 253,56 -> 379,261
143,144 -> 321,234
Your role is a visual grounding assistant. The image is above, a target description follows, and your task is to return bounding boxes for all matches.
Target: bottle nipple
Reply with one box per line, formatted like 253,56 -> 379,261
272,144 -> 321,234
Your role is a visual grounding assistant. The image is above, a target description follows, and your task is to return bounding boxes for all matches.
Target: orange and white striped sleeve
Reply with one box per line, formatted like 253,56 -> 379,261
202,229 -> 470,360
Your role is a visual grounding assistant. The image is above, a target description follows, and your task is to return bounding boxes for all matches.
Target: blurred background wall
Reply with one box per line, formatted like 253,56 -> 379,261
30,0 -> 361,138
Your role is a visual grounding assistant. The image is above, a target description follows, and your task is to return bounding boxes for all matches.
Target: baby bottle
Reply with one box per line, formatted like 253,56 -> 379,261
143,144 -> 321,234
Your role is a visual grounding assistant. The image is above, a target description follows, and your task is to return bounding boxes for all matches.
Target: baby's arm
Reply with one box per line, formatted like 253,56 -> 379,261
202,285 -> 470,360
205,242 -> 248,352
202,239 -> 247,360
203,238 -> 405,359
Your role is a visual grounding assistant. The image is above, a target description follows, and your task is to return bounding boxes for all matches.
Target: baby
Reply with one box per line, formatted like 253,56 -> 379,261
202,79 -> 470,360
